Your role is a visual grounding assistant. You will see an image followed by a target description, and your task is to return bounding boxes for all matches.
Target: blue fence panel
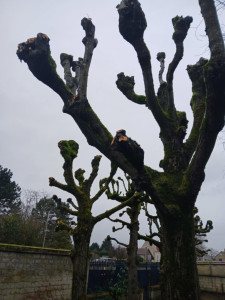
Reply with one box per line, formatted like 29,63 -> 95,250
88,261 -> 160,297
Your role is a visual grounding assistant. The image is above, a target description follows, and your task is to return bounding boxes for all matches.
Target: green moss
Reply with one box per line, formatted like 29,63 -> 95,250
131,91 -> 146,104
58,140 -> 79,163
86,105 -> 113,145
48,53 -> 57,72
91,155 -> 102,168
75,168 -> 85,185
46,52 -> 74,101
0,243 -> 70,254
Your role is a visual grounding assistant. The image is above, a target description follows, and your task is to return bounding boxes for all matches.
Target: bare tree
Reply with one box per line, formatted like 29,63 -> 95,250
49,140 -> 138,299
106,175 -> 145,300
17,0 -> 225,299
194,207 -> 213,257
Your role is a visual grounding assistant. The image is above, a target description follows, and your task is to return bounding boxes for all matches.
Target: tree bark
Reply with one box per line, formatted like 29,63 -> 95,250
72,229 -> 92,300
126,205 -> 140,300
160,210 -> 200,300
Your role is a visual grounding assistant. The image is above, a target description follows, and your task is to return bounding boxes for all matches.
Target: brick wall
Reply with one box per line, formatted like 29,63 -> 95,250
0,243 -> 72,300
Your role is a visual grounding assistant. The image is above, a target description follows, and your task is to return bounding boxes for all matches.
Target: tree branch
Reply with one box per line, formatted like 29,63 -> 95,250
116,72 -> 146,105
57,140 -> 84,199
16,20 -> 154,183
52,195 -> 78,216
78,18 -> 98,100
184,58 -> 207,161
17,34 -> 74,106
67,198 -> 79,210
55,218 -> 74,234
93,192 -> 139,224
117,0 -> 170,134
157,52 -> 166,85
91,163 -> 117,203
83,155 -> 102,195
138,233 -> 161,249
199,0 -> 225,58
60,53 -> 76,94
107,235 -> 128,248
110,129 -> 144,171
166,16 -> 193,115
49,177 -> 72,194
184,1 -> 225,195
108,216 -> 130,228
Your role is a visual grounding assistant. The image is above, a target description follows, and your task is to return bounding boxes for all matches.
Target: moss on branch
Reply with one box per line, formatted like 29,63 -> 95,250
171,16 -> 193,44
165,16 -> 193,117
186,58 -> 208,146
93,192 -> 139,224
17,33 -> 74,104
58,140 -> 79,163
116,72 -> 146,105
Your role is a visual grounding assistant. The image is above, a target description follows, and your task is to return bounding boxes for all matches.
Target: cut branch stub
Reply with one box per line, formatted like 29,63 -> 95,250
17,34 -> 50,63
172,16 -> 193,43
75,168 -> 85,185
60,53 -> 73,67
111,129 -> 128,145
72,58 -> 83,92
117,0 -> 147,44
85,155 -> 102,189
111,129 -> 144,170
17,33 -> 74,104
58,140 -> 79,164
116,72 -> 146,105
116,72 -> 135,95
49,177 -> 56,186
81,18 -> 98,48
156,52 -> 166,85
60,53 -> 75,92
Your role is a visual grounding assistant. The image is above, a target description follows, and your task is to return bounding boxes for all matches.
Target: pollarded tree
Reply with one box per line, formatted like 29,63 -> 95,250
0,165 -> 21,215
106,175 -> 162,300
17,0 -> 225,299
194,207 -> 213,258
49,140 -> 138,300
106,175 -> 145,300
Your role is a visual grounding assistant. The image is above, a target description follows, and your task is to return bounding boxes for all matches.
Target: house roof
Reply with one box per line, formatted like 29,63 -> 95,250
137,248 -> 149,255
141,241 -> 160,254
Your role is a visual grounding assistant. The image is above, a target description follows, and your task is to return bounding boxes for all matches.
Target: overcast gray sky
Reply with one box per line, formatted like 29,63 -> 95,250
0,0 -> 224,250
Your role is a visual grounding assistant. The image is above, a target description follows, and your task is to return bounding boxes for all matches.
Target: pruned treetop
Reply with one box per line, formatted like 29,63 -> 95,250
17,0 -> 225,219
49,139 -> 140,237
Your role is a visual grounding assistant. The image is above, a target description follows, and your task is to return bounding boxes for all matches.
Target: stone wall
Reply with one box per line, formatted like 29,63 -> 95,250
0,243 -> 72,300
1,244 -> 225,300
198,262 -> 225,297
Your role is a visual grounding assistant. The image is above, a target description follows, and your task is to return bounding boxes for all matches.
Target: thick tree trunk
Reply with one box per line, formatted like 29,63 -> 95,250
160,211 -> 200,300
126,205 -> 140,300
72,230 -> 92,300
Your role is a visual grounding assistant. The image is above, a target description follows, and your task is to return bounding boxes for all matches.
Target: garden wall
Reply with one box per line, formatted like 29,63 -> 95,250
0,243 -> 72,300
198,262 -> 225,299
0,243 -> 225,300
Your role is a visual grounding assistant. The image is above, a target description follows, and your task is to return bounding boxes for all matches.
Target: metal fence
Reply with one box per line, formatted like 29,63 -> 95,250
88,261 -> 160,299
